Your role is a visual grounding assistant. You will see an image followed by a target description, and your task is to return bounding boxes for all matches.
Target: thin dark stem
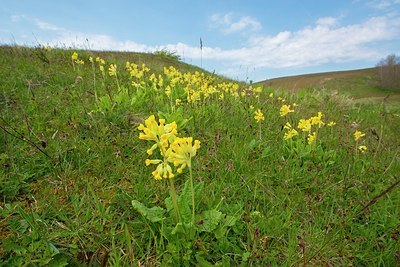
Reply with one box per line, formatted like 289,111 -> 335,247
0,118 -> 51,159
360,176 -> 400,213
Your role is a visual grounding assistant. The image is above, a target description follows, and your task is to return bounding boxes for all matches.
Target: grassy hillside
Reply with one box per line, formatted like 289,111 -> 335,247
1,46 -> 400,266
256,68 -> 400,103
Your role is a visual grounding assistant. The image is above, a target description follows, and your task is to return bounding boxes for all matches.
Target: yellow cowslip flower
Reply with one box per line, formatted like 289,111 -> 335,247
354,130 -> 365,141
145,159 -> 174,179
89,56 -> 93,63
310,112 -> 324,128
75,59 -> 84,65
165,85 -> 171,97
280,104 -> 294,117
293,103 -> 298,107
307,132 -> 317,144
175,99 -> 182,106
277,96 -> 285,102
254,109 -> 265,123
358,145 -> 367,153
283,122 -> 298,140
99,65 -> 104,72
95,57 -> 100,62
138,115 -> 178,145
327,121 -> 336,127
71,52 -> 78,60
249,105 -> 254,110
168,137 -> 201,173
254,86 -> 262,93
108,64 -> 117,77
269,92 -> 274,98
298,119 -> 312,132
284,129 -> 298,140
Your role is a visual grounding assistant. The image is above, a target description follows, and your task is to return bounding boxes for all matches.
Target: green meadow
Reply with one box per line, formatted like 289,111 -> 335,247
1,45 -> 399,266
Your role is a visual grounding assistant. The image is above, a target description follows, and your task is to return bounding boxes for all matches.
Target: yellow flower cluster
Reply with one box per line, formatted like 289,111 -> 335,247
70,52 -> 263,107
126,62 -> 151,88
283,111 -> 332,145
71,52 -> 84,65
283,122 -> 298,140
354,130 -> 367,153
354,130 -> 365,141
95,56 -> 106,74
254,109 -> 265,123
280,104 -> 295,117
138,115 -> 200,180
108,64 -> 117,77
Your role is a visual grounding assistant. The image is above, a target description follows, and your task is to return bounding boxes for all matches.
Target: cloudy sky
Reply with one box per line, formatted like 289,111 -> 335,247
1,0 -> 400,81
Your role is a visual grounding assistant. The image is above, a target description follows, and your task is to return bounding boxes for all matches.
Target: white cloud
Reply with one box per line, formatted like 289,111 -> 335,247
368,0 -> 400,9
7,13 -> 400,80
316,17 -> 338,27
34,18 -> 62,31
209,13 -> 261,34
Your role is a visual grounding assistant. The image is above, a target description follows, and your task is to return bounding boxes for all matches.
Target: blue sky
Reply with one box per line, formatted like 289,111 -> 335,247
1,0 -> 400,81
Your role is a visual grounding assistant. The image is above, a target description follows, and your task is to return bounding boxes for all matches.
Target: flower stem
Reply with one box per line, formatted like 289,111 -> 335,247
168,178 -> 180,224
189,164 -> 195,225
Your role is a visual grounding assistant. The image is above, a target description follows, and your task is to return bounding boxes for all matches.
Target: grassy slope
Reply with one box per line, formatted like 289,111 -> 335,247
256,68 -> 400,103
1,46 -> 400,266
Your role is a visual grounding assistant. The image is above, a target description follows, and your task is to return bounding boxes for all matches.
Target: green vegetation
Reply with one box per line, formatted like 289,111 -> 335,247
1,45 -> 400,266
256,68 -> 400,103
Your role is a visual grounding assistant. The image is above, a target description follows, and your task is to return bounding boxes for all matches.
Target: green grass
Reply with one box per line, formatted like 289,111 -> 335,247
1,45 -> 400,266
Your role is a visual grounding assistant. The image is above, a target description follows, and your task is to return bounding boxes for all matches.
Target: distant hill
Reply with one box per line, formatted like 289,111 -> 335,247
255,68 -> 400,102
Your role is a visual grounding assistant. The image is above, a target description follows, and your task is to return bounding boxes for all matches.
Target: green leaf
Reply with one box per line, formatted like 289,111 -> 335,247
198,209 -> 223,232
248,139 -> 258,150
165,180 -> 204,223
131,200 -> 165,223
195,253 -> 214,267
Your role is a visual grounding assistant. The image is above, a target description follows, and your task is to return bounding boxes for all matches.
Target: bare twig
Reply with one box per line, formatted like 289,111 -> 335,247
360,176 -> 400,213
0,117 -> 52,159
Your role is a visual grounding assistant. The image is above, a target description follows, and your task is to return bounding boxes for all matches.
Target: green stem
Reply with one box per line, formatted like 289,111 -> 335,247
168,178 -> 180,224
189,163 -> 195,225
115,75 -> 121,92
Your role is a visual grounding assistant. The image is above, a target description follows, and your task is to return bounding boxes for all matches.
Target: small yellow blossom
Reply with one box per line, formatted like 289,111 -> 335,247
284,129 -> 298,140
254,87 -> 262,93
165,85 -> 171,97
108,64 -> 117,77
89,56 -> 93,63
269,92 -> 274,98
354,130 -> 365,141
297,119 -> 312,132
71,52 -> 78,60
175,99 -> 182,106
138,115 -> 178,144
146,160 -> 174,180
254,109 -> 265,123
280,104 -> 295,117
249,105 -> 254,110
358,145 -> 367,153
95,57 -> 100,62
327,121 -> 336,127
168,137 -> 201,173
75,59 -> 84,65
307,132 -> 317,144
310,112 -> 324,128
283,122 -> 298,140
